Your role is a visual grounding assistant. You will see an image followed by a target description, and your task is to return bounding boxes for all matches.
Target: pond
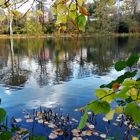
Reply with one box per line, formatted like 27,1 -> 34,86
0,36 -> 140,139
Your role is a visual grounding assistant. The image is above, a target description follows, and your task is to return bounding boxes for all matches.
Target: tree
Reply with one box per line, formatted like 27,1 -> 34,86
94,0 -> 116,34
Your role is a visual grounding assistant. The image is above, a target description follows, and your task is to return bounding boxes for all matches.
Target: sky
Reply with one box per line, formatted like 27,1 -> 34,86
15,0 -> 95,13
16,0 -> 53,13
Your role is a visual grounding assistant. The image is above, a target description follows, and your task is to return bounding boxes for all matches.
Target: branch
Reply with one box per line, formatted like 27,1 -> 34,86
16,0 -> 29,9
22,0 -> 36,18
0,0 -> 10,7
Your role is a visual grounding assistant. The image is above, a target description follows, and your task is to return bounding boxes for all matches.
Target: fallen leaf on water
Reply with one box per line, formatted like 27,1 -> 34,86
24,115 -> 30,119
48,133 -> 58,139
103,117 -> 108,122
94,132 -> 99,136
53,129 -> 64,135
72,137 -> 83,140
26,118 -> 33,123
48,123 -> 57,128
100,133 -> 107,138
15,118 -> 22,123
38,119 -> 43,123
88,124 -> 95,129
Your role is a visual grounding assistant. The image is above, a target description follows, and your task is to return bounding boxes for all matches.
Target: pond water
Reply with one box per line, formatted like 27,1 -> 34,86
0,36 -> 140,139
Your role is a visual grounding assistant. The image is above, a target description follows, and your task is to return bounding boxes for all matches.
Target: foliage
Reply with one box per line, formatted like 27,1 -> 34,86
23,20 -> 43,35
52,0 -> 89,32
79,53 -> 140,129
0,108 -> 6,123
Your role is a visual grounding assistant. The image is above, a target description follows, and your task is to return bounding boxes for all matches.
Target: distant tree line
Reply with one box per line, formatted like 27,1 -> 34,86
0,0 -> 140,35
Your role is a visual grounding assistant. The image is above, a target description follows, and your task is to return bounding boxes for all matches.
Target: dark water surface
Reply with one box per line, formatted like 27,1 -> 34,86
0,36 -> 140,139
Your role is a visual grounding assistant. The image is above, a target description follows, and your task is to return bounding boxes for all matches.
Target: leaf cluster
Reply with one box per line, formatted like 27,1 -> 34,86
79,53 -> 140,129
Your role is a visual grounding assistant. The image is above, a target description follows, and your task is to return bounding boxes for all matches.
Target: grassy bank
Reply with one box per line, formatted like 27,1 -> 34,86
0,33 -> 140,39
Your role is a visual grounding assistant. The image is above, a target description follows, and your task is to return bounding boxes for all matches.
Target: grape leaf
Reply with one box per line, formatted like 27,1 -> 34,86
115,60 -> 126,71
87,100 -> 110,115
125,103 -> 140,124
0,108 -> 6,123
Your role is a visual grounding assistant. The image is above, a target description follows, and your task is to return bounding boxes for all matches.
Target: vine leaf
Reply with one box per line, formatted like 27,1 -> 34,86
87,101 -> 110,115
100,71 -> 137,88
125,103 -> 140,124
115,60 -> 126,71
78,111 -> 88,129
105,109 -> 115,120
115,106 -> 123,114
0,108 -> 6,123
126,54 -> 139,67
122,79 -> 136,87
76,15 -> 86,32
79,7 -> 90,16
116,87 -> 130,99
132,137 -> 139,140
96,89 -> 115,103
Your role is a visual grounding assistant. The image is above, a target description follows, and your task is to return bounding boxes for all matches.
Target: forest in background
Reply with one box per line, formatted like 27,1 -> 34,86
0,0 -> 140,36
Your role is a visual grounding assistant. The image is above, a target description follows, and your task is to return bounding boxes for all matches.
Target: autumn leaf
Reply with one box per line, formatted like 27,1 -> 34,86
112,82 -> 120,91
79,7 -> 90,16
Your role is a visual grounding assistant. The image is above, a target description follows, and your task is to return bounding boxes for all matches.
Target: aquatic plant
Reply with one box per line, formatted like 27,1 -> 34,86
79,53 -> 140,139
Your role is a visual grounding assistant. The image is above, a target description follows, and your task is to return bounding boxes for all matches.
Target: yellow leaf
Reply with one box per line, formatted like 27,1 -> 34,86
115,106 -> 123,114
77,0 -> 84,6
105,110 -> 115,120
132,137 -> 138,140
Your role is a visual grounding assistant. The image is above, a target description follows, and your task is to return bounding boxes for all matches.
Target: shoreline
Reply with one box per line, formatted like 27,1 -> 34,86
0,33 -> 140,39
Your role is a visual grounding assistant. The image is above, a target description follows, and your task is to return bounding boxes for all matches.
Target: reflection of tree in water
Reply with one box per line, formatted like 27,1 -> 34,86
36,44 -> 49,87
0,38 -> 30,88
55,49 -> 73,83
1,37 -> 139,87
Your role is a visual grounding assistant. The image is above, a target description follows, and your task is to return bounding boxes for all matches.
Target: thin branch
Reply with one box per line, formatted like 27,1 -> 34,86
16,0 -> 29,9
22,0 -> 36,18
0,0 -> 10,7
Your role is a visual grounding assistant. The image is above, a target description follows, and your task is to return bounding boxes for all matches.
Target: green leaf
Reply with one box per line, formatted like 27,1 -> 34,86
115,60 -> 126,71
100,71 -> 137,88
87,100 -> 110,115
0,131 -> 12,140
70,3 -> 76,11
69,11 -> 76,20
126,54 -> 139,67
78,111 -> 88,129
95,89 -> 107,98
76,15 -> 86,32
116,87 -> 130,99
96,89 -> 115,103
122,79 -> 136,87
56,15 -> 67,25
125,103 -> 140,124
105,109 -> 115,120
0,108 -> 6,123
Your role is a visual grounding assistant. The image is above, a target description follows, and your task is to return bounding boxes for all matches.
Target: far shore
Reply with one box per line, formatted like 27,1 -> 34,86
0,33 -> 140,39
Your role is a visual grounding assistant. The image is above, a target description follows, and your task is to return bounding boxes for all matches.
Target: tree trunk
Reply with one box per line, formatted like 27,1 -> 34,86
9,16 -> 13,36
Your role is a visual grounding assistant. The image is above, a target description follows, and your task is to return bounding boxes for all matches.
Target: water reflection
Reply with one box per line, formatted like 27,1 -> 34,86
0,39 -> 30,89
0,37 -> 140,89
